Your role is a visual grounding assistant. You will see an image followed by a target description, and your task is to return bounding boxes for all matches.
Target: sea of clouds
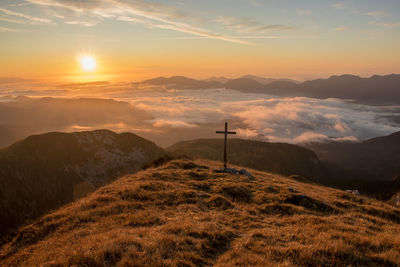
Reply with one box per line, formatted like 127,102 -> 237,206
0,80 -> 399,147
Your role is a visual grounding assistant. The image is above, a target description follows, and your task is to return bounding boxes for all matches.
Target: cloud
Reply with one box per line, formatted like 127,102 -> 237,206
333,26 -> 348,31
215,16 -> 295,33
365,11 -> 387,17
288,132 -> 358,144
370,21 -> 400,29
332,3 -> 347,10
152,120 -> 198,128
0,82 -> 399,147
0,7 -> 52,24
331,2 -> 361,14
22,0 -> 250,44
245,0 -> 261,7
233,128 -> 260,139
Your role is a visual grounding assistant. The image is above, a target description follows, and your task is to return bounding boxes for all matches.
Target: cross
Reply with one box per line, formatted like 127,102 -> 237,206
216,122 -> 236,169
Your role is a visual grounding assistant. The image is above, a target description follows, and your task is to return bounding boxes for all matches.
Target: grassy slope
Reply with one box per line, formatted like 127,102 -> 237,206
1,159 -> 400,266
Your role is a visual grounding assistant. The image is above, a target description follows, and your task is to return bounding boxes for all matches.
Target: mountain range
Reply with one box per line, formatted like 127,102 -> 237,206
135,74 -> 400,104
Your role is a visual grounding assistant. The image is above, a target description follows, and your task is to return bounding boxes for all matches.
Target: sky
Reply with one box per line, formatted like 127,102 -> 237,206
0,0 -> 399,82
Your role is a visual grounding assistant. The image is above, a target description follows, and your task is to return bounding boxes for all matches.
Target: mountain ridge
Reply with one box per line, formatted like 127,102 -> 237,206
134,74 -> 400,104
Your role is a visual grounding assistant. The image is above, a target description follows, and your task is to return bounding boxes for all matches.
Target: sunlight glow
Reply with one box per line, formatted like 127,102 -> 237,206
80,56 -> 96,72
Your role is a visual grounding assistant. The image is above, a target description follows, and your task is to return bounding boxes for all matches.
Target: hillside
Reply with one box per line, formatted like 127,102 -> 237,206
0,130 -> 165,240
305,131 -> 400,199
306,131 -> 400,181
1,159 -> 400,266
168,139 -> 326,181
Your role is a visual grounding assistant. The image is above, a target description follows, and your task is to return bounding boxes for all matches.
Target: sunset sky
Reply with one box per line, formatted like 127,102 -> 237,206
1,0 -> 400,81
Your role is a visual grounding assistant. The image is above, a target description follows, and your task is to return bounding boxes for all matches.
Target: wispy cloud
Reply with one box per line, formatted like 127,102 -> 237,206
333,26 -> 348,32
370,21 -> 400,29
365,11 -> 387,17
332,3 -> 348,10
215,16 -> 295,34
0,7 -> 52,24
331,2 -> 361,14
22,0 -> 250,44
246,0 -> 261,7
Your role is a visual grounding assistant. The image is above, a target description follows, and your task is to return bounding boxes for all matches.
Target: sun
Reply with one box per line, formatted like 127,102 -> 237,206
80,56 -> 96,72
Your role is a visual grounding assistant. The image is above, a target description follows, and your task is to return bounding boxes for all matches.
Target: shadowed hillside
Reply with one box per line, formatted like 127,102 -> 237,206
0,130 -> 165,240
168,139 -> 326,180
305,131 -> 400,199
1,159 -> 400,266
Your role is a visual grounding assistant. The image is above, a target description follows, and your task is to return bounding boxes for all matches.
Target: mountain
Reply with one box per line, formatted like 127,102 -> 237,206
134,76 -> 224,89
168,139 -> 326,180
1,159 -> 400,266
0,130 -> 165,240
294,74 -> 400,104
239,75 -> 299,85
305,131 -> 400,199
135,74 -> 400,104
306,131 -> 400,181
203,76 -> 230,84
203,75 -> 299,85
224,78 -> 266,92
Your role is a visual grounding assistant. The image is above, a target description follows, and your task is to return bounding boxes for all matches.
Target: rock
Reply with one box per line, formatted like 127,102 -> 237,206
213,168 -> 254,179
288,187 -> 299,193
346,189 -> 360,196
239,169 -> 254,179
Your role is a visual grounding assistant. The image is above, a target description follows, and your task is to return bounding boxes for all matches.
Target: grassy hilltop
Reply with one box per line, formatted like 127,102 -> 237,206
168,139 -> 326,181
1,159 -> 400,266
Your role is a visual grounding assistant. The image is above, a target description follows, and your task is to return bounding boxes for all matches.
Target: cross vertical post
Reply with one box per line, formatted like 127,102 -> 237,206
216,122 -> 236,169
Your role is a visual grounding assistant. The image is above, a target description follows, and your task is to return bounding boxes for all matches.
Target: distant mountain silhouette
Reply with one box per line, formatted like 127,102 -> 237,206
239,75 -> 299,85
203,76 -> 230,84
233,74 -> 400,104
225,78 -> 266,92
0,130 -> 165,240
168,138 -> 326,180
136,74 -> 400,104
134,76 -> 224,89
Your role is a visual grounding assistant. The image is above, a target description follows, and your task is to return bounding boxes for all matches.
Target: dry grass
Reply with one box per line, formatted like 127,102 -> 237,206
1,159 -> 400,266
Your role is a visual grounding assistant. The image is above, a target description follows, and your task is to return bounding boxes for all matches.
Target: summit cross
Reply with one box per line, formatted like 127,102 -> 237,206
216,122 -> 236,169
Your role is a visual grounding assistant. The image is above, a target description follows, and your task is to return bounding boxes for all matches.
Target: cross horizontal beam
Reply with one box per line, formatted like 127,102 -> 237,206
216,131 -> 236,134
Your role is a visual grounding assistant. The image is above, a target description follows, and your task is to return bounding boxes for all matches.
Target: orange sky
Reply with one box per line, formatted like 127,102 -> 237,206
1,0 -> 399,82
